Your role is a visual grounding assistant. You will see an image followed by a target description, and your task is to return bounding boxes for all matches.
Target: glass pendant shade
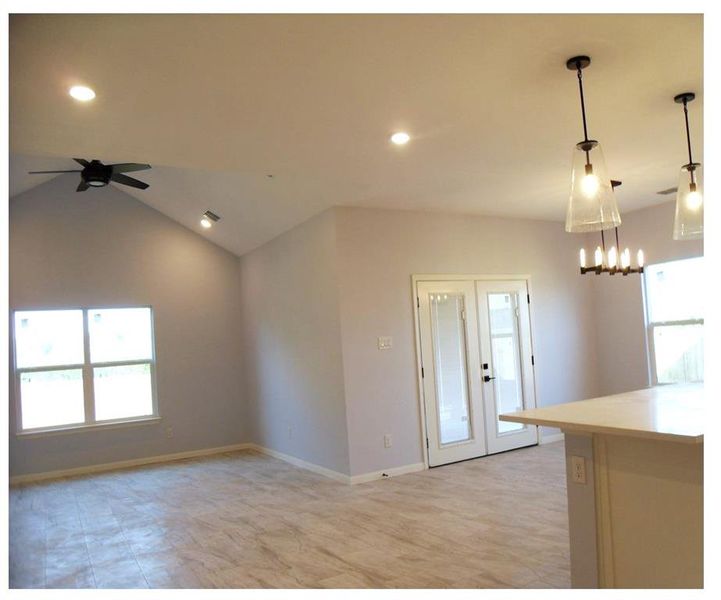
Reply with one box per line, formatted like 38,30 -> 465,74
673,164 -> 703,240
565,141 -> 621,232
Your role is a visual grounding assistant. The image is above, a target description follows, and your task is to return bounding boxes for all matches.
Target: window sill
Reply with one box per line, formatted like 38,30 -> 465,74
16,416 -> 162,438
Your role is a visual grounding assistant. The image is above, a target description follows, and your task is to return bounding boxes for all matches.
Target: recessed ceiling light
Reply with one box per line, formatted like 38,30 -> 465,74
69,85 -> 96,102
201,210 -> 220,229
390,132 -> 410,145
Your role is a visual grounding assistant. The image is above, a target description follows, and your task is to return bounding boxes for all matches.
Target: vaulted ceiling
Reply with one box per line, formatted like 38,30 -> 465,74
10,14 -> 703,256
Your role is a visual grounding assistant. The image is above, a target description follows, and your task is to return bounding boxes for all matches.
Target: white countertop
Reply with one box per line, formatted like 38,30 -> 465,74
500,384 -> 704,443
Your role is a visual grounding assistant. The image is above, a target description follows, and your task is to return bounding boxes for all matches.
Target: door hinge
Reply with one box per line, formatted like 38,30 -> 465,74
417,296 -> 420,308
531,355 -> 535,366
421,366 -> 425,378
527,293 -> 531,304
426,437 -> 429,449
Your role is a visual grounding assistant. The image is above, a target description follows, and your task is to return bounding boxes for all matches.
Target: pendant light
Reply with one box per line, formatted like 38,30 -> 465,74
564,56 -> 621,233
672,93 -> 703,240
578,180 -> 644,276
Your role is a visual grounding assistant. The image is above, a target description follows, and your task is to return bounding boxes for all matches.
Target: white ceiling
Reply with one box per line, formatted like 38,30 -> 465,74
9,14 -> 703,256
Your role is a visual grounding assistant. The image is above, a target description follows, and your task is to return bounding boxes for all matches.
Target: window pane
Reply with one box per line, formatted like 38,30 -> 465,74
20,369 -> 85,429
430,293 -> 472,445
645,257 -> 704,322
653,324 -> 704,384
14,310 -> 84,368
488,293 -> 524,434
94,364 -> 153,421
88,308 -> 153,363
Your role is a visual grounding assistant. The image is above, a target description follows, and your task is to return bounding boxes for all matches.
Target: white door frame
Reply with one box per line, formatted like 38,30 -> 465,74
411,274 -> 541,469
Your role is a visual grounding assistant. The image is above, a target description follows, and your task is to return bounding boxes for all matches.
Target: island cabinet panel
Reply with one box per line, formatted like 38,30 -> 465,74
593,434 -> 703,588
502,385 -> 703,588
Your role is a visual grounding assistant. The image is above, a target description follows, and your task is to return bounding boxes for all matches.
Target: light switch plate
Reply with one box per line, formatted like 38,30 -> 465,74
378,336 -> 393,350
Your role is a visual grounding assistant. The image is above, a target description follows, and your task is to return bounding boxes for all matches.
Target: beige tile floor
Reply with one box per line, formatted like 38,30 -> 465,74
9,442 -> 570,589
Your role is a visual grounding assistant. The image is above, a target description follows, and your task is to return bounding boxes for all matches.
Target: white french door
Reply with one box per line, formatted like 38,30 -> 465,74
476,280 -> 538,454
416,277 -> 537,467
417,281 -> 487,466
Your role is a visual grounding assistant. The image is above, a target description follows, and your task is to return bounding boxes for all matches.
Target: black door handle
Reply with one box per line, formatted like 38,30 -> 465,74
483,375 -> 496,382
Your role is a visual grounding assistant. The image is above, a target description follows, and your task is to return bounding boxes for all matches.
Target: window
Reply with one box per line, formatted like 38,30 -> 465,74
13,307 -> 157,432
644,257 -> 704,384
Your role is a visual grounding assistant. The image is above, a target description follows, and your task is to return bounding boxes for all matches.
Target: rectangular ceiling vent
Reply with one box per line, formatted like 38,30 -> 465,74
656,187 -> 678,195
203,210 -> 221,222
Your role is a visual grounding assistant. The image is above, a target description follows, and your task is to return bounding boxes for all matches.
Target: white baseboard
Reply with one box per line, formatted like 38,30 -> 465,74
248,444 -> 426,485
11,441 -> 429,487
248,444 -> 351,484
540,432 -> 565,445
349,462 -> 426,485
10,443 -> 253,485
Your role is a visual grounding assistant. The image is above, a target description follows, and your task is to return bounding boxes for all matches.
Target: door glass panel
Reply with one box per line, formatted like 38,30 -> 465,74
429,293 -> 472,445
488,293 -> 524,433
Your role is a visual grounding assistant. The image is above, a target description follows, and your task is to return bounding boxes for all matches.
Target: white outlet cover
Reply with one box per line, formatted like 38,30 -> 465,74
571,455 -> 586,485
378,336 -> 393,350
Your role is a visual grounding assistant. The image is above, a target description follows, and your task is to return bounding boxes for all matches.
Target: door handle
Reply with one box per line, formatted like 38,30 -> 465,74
483,375 -> 496,383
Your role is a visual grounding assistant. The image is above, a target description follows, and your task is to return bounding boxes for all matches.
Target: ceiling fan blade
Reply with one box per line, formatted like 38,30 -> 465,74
28,169 -> 82,174
77,180 -> 89,192
110,163 -> 152,174
73,158 -> 90,167
111,173 -> 149,190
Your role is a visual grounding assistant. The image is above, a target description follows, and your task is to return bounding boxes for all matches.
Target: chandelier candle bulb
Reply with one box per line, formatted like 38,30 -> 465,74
594,246 -> 603,267
637,249 -> 645,268
621,248 -> 630,270
579,248 -> 586,268
608,246 -> 618,269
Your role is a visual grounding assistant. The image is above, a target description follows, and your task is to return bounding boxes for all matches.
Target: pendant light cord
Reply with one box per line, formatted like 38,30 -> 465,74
576,64 -> 590,143
681,98 -> 697,185
682,98 -> 694,166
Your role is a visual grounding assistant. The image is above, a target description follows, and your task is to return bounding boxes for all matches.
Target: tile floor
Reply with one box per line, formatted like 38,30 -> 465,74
9,442 -> 570,588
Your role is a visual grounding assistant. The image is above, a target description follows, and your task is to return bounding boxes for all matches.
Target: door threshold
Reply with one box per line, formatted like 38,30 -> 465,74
429,442 -> 538,468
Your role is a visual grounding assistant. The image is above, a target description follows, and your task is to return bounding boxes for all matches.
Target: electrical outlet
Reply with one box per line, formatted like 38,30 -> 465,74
571,455 -> 586,484
384,434 -> 392,448
165,426 -> 174,439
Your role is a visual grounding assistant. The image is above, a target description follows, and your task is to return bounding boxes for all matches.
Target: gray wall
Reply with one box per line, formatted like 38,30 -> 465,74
238,210 -> 351,475
589,200 -> 703,396
334,207 -> 600,476
9,176 -> 245,476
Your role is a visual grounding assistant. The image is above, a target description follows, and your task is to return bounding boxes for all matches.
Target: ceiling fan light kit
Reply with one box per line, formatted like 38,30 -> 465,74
28,158 -> 151,192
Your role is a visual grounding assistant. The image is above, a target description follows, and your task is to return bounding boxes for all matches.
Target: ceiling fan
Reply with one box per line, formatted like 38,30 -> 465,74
29,158 -> 151,192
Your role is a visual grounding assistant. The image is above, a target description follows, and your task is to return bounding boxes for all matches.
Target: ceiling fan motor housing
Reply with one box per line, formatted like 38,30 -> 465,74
83,160 -> 112,187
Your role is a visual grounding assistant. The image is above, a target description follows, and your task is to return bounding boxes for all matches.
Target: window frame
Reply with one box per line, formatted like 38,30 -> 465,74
11,305 -> 159,435
643,258 -> 704,386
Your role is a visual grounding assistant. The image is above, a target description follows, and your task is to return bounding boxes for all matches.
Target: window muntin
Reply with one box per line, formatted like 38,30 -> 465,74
645,257 -> 704,385
13,307 -> 157,432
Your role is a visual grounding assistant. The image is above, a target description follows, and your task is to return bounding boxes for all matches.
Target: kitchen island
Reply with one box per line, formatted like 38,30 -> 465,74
501,384 -> 703,588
